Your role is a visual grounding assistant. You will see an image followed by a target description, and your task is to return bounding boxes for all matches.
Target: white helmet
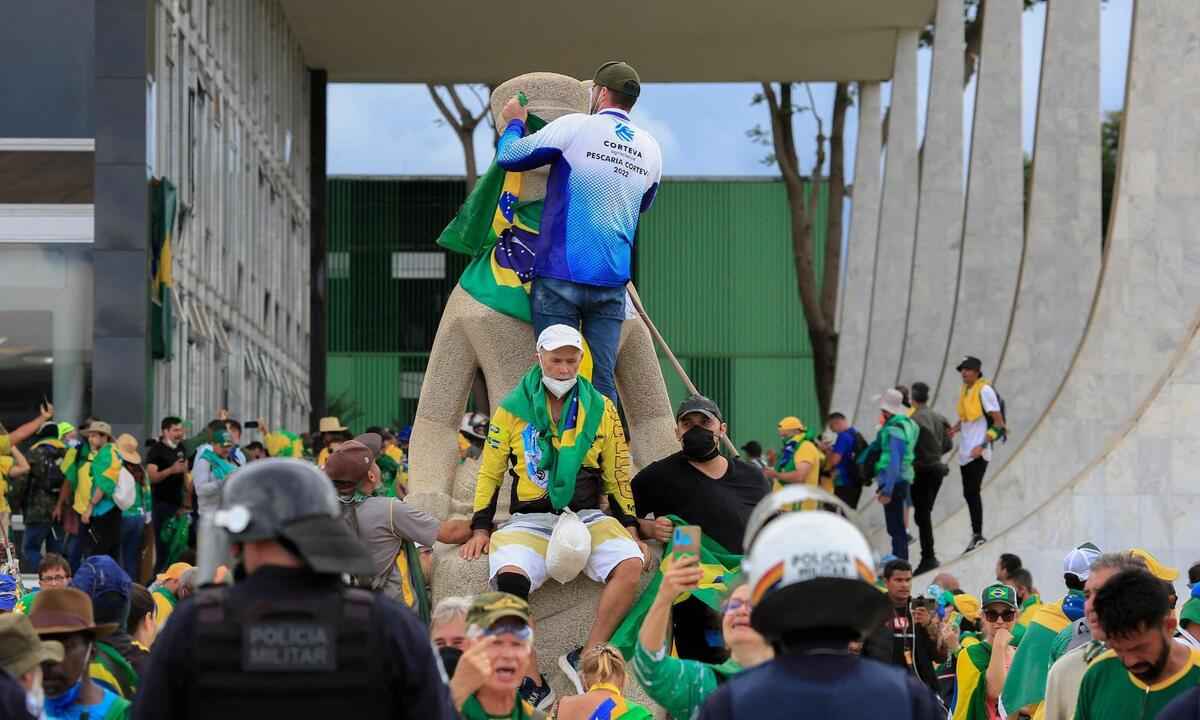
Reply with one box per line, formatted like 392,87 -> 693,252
742,485 -> 888,639
460,412 -> 489,440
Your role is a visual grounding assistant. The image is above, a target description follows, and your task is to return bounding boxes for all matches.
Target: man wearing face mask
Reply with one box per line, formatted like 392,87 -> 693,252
459,324 -> 646,706
631,394 -> 771,663
494,62 -> 663,406
29,586 -> 129,719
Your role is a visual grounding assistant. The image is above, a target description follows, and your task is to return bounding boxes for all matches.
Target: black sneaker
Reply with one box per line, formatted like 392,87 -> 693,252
519,674 -> 556,711
914,557 -> 941,576
907,532 -> 916,546
558,647 -> 584,694
963,535 -> 987,554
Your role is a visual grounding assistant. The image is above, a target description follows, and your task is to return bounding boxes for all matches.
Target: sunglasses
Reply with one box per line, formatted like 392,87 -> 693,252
984,609 -> 1017,623
722,599 -> 752,615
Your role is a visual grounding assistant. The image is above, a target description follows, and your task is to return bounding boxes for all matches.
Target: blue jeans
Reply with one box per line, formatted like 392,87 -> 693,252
22,522 -> 63,574
531,277 -> 625,405
883,483 -> 910,561
120,513 -> 146,582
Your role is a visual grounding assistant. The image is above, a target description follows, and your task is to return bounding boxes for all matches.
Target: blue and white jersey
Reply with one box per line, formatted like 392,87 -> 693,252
496,108 -> 663,287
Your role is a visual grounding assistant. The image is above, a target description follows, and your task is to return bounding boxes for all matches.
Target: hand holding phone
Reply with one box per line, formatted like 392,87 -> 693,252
672,525 -> 702,559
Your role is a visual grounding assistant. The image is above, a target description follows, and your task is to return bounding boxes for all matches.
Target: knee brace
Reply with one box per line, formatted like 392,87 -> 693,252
496,571 -> 532,601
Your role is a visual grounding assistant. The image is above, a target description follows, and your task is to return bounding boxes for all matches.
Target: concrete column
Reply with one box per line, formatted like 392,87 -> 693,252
309,68 -> 328,432
897,0 -> 965,390
92,0 -> 150,440
853,30 -> 919,426
932,0 -> 1024,417
829,81 -> 882,421
993,0 -> 1101,458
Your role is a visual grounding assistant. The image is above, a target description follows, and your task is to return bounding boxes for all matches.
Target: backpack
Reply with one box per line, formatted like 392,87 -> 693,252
29,444 -> 67,495
984,385 -> 1008,443
113,466 -> 137,510
850,430 -> 870,485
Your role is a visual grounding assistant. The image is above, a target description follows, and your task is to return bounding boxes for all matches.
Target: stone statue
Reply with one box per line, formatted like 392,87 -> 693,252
405,72 -> 678,700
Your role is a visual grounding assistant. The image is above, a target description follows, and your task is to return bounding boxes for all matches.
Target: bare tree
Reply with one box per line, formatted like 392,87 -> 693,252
749,82 -> 851,416
427,84 -> 497,192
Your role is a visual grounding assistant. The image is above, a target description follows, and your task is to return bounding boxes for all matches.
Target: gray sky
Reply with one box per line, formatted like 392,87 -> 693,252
328,0 -> 1132,180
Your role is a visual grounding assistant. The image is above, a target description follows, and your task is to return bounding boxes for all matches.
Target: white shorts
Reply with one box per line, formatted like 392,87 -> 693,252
489,510 -> 642,592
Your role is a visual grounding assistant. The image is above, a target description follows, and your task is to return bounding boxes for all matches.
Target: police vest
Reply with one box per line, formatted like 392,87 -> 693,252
188,585 -> 389,715
727,659 -> 919,720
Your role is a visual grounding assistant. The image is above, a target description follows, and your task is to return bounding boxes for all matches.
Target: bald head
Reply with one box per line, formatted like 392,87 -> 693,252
933,573 -> 961,592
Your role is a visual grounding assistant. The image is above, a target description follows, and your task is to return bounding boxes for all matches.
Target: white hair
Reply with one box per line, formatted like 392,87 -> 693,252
430,595 -> 472,630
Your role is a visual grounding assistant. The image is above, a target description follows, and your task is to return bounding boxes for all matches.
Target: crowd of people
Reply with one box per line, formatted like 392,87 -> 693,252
0,58 -> 1194,720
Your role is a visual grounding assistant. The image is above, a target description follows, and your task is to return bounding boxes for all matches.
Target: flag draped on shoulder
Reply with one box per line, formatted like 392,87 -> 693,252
950,641 -> 993,720
609,516 -> 741,660
1000,597 -> 1075,715
437,114 -> 548,323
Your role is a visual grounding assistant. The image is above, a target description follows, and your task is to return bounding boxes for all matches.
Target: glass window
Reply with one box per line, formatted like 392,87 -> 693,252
0,244 -> 94,428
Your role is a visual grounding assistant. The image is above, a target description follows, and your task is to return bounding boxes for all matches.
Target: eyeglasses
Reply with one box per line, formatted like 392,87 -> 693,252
722,599 -> 752,615
40,574 -> 69,585
983,609 -> 1017,623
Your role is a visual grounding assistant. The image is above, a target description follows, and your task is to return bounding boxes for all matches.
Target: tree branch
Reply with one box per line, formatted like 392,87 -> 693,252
427,84 -> 463,131
821,82 -> 850,329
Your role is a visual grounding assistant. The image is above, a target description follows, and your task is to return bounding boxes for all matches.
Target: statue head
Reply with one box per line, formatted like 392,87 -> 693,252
490,73 -> 589,201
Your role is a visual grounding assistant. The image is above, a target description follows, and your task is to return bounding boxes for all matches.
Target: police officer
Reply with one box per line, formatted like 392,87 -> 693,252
133,459 -> 457,719
698,486 -> 945,720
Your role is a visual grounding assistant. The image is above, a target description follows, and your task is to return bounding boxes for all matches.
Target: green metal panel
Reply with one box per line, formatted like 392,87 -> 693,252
325,177 -> 828,439
638,179 -> 826,442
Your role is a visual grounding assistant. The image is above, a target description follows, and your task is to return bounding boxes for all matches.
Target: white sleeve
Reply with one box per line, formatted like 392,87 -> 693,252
981,385 -> 1001,413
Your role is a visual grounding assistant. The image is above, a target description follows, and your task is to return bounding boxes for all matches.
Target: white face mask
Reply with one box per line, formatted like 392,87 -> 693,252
541,375 -> 578,398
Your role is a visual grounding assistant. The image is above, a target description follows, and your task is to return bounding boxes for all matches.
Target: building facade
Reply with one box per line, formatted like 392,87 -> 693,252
0,0 -> 312,439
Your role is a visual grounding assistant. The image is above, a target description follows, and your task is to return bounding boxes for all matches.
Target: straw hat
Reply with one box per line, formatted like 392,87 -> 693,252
114,433 -> 142,464
318,416 -> 348,433
0,614 -> 64,677
29,587 -> 118,638
79,420 -> 114,440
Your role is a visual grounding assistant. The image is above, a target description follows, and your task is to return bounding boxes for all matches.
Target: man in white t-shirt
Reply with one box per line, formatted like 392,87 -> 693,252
949,356 -> 1004,553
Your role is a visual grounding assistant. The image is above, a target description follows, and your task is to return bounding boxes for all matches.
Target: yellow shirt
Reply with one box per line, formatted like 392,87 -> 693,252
472,398 -> 632,527
317,446 -> 331,468
0,456 -> 13,513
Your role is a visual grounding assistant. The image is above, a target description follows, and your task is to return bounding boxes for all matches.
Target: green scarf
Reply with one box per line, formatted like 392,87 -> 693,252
499,365 -> 605,511
199,448 -> 236,480
153,586 -> 178,608
461,694 -> 538,720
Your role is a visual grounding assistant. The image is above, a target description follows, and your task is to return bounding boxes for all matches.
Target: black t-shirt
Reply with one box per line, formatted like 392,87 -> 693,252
145,440 -> 186,507
632,452 -> 770,554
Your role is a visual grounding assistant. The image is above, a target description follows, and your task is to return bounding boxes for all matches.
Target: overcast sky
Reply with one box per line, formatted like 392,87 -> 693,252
328,0 -> 1133,181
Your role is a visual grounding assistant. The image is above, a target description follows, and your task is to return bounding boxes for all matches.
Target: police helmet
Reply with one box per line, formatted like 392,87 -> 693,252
212,459 -> 374,576
742,485 -> 888,640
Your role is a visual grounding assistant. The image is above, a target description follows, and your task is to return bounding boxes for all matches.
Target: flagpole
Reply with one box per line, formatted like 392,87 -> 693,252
625,282 -> 741,458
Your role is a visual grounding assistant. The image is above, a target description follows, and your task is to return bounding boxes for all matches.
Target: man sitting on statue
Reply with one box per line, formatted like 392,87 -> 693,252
458,323 -> 648,708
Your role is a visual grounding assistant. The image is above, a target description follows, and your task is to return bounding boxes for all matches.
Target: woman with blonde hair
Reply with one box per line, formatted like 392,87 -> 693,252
554,644 -> 652,720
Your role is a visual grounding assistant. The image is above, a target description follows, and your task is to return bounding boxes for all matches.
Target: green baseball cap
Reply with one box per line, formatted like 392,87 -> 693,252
213,430 -> 235,447
980,582 -> 1018,610
593,61 -> 641,98
467,592 -> 531,629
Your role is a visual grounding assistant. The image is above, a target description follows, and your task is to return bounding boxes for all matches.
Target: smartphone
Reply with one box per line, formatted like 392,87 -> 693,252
244,421 -> 260,429
672,525 -> 702,558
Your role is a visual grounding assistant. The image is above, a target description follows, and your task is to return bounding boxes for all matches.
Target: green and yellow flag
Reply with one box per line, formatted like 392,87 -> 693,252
437,114 -> 548,323
1000,596 -> 1077,716
950,641 -> 994,720
609,516 -> 741,660
150,178 -> 177,360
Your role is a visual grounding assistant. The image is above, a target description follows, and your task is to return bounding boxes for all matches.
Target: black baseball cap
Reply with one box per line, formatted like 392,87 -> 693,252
741,441 -> 762,456
676,395 -> 723,423
956,356 -> 983,372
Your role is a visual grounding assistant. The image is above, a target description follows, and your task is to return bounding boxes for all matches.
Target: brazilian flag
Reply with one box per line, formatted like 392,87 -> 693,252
437,114 -> 548,323
950,641 -> 994,720
1000,595 -> 1078,716
609,516 -> 741,660
150,178 -> 177,360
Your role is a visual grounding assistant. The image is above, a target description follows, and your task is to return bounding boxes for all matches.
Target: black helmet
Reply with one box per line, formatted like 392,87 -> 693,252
212,459 -> 373,576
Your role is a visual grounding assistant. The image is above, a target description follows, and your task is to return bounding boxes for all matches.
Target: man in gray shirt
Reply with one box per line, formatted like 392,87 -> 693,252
325,437 -> 469,619
909,382 -> 953,576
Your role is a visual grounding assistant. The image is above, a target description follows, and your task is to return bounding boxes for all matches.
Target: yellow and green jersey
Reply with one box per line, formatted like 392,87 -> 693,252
773,434 -> 825,492
951,640 -> 995,720
1075,648 -> 1200,720
472,398 -> 631,530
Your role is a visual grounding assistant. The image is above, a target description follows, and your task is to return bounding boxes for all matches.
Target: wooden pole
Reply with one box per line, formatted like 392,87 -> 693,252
625,282 -> 740,458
